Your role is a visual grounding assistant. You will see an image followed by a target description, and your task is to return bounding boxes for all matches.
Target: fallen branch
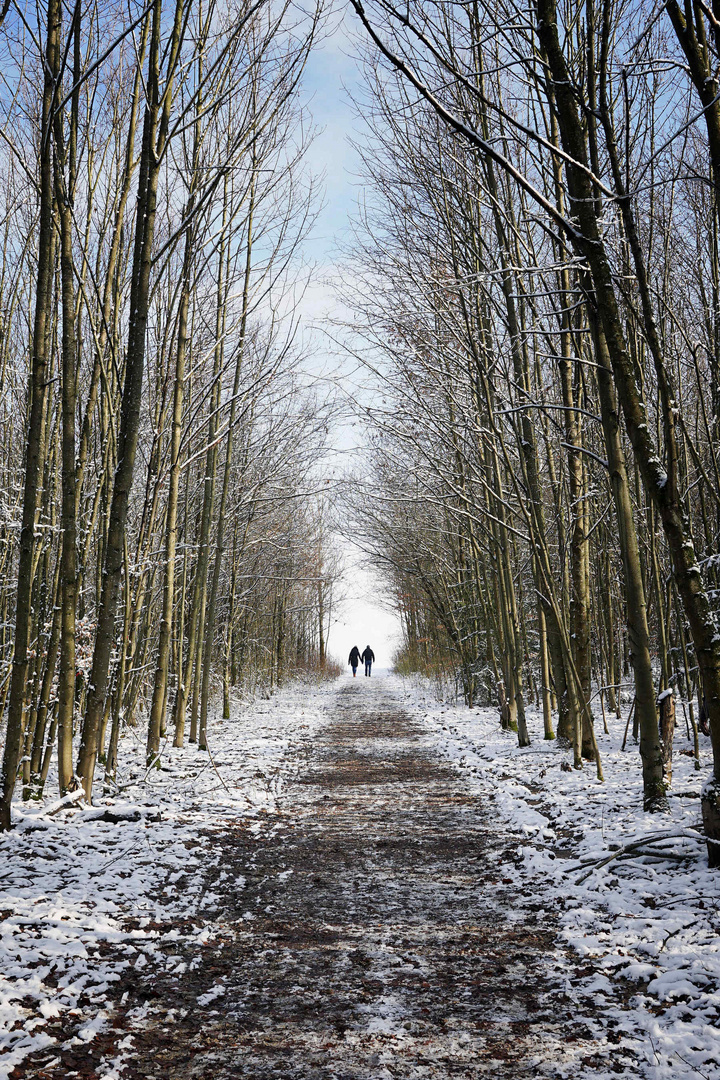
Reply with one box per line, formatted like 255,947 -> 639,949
204,736 -> 253,805
627,848 -> 690,862
652,893 -> 720,909
621,700 -> 636,751
573,828 -> 717,883
45,787 -> 87,817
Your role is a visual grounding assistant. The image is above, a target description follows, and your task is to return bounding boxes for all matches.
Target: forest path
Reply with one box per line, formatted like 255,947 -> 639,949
21,678 -> 635,1078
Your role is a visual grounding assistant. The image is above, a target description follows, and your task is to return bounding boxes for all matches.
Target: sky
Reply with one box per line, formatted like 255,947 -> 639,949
328,541 -> 401,670
300,7 -> 402,668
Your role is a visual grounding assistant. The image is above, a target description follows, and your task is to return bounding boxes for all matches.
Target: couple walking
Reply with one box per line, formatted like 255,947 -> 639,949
349,645 -> 374,677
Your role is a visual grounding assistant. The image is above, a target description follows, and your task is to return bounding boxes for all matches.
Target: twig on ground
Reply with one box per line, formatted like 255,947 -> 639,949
658,922 -> 695,952
204,736 -> 253,804
88,840 -> 147,877
672,1050 -> 714,1080
574,828 -> 716,883
653,894 -> 720,909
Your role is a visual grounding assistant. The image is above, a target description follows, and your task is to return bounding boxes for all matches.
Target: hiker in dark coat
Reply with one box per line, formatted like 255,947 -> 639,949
348,645 -> 361,677
361,645 -> 375,677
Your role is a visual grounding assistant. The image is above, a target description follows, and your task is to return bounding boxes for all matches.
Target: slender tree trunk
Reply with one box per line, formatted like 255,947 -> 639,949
538,591 -> 555,740
172,464 -> 191,745
470,55 -> 568,749
28,567 -> 62,795
104,540 -> 132,785
0,0 -> 57,830
558,294 -> 593,758
53,5 -> 80,794
147,233 -> 193,763
199,175 -> 255,747
181,282 -> 223,745
174,359 -> 221,744
593,322 -> 665,808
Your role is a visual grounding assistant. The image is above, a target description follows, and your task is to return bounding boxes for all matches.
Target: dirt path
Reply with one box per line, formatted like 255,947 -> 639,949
18,680 -> 640,1078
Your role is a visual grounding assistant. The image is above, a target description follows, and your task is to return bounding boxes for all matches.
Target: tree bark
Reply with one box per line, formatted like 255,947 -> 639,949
53,1 -> 80,794
0,0 -> 58,830
147,229 -> 193,763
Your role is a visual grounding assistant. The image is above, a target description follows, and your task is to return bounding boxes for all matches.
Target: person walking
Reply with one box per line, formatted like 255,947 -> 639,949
348,645 -> 361,677
361,645 -> 375,677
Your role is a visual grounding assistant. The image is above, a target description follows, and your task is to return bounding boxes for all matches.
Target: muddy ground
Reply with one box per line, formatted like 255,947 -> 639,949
15,681 -> 643,1079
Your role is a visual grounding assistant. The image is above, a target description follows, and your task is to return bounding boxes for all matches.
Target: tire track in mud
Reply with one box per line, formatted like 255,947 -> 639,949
16,680 -> 640,1079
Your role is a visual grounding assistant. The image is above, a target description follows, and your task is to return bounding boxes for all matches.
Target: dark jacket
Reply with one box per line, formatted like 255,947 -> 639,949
361,647 -> 375,664
349,646 -> 361,667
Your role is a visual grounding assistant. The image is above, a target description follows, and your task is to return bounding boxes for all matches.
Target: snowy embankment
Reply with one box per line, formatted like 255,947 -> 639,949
394,674 -> 719,1080
0,682 -> 331,1079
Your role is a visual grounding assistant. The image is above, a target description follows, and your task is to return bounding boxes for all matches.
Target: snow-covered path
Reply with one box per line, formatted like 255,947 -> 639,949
24,676 -> 644,1079
9,675 -> 714,1078
136,677 -> 588,1078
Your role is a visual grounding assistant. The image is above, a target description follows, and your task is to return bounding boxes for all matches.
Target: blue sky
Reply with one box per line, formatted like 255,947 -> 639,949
301,6 -> 362,261
301,7 -> 402,667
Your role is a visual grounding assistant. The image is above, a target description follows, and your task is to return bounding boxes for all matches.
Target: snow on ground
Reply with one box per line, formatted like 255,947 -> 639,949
0,681 -> 332,1079
2,673 -> 719,1080
393,674 -> 720,1080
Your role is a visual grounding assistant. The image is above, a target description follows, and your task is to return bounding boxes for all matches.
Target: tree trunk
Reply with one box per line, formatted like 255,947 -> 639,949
538,596 -> 555,740
593,321 -> 666,809
53,6 -> 80,794
658,690 -> 675,790
175,300 -> 222,745
0,0 -> 57,830
199,174 -> 255,748
147,232 -> 192,763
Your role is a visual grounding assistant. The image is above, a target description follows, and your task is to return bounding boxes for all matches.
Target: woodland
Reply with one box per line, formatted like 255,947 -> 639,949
2,2 -> 720,1075
0,0 -> 340,832
341,0 -> 720,861
1,0 -> 720,859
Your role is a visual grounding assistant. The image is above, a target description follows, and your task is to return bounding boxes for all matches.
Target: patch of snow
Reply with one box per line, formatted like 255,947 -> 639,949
0,679 -> 334,1077
393,672 -> 719,1079
355,993 -> 408,1034
195,983 -> 226,1006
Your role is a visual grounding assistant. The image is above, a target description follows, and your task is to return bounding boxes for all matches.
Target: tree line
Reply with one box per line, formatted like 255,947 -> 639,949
0,0 -> 336,830
343,0 -> 720,861
4,0 -> 720,869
